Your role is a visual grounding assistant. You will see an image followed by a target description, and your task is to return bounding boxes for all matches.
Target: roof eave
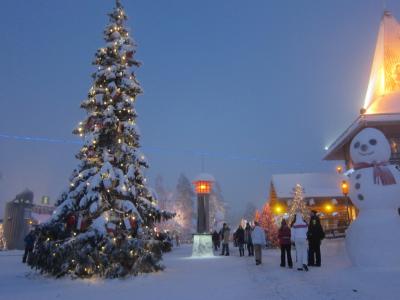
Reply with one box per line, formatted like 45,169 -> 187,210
323,112 -> 400,161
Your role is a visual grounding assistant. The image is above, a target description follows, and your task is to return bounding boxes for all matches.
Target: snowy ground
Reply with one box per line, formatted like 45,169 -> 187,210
0,239 -> 399,300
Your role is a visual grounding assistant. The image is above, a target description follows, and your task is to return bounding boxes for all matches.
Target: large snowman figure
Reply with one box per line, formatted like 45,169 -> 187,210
347,127 -> 400,268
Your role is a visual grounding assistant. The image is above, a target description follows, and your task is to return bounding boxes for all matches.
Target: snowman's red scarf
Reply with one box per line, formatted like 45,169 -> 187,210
353,162 -> 396,185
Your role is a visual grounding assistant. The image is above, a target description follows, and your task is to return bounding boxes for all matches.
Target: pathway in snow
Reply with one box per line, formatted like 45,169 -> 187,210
0,239 -> 399,300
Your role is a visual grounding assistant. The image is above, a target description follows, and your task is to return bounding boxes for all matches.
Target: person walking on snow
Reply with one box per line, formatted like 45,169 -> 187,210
174,231 -> 180,247
291,213 -> 309,271
245,222 -> 254,256
212,230 -> 220,251
251,221 -> 266,265
307,211 -> 325,267
278,219 -> 293,268
22,231 -> 35,263
221,223 -> 231,256
235,225 -> 245,257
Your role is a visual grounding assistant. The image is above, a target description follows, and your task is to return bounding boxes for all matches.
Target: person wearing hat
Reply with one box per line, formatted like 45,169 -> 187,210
307,210 -> 325,266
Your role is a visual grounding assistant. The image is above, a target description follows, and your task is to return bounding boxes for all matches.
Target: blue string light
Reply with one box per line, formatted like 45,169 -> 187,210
0,132 -> 307,167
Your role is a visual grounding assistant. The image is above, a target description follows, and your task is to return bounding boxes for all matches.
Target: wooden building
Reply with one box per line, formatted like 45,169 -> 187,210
3,190 -> 34,250
324,11 -> 400,167
268,173 -> 356,234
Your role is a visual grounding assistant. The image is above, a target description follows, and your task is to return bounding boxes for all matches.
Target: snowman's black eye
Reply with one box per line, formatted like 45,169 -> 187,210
354,142 -> 360,149
369,139 -> 377,145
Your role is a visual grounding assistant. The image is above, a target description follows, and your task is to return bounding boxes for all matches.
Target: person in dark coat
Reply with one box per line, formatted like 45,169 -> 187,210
22,231 -> 35,263
235,225 -> 245,257
244,222 -> 254,256
307,211 -> 325,266
212,230 -> 220,251
278,219 -> 293,268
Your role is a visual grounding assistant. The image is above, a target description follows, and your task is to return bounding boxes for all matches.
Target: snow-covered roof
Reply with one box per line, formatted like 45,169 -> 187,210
325,11 -> 400,161
323,112 -> 400,160
194,173 -> 215,182
271,173 -> 346,199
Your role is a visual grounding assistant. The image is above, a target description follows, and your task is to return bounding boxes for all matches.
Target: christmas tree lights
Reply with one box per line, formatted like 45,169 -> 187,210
288,184 -> 310,225
259,203 -> 279,248
28,0 -> 174,278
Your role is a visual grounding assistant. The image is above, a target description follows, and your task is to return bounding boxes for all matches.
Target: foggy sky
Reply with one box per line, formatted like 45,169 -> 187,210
1,0 -> 397,219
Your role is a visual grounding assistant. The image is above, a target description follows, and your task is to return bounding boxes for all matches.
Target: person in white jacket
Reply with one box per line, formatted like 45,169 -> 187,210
291,213 -> 309,271
251,221 -> 266,265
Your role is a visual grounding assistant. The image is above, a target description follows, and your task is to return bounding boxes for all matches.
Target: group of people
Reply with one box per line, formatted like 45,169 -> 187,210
279,210 -> 325,271
211,210 -> 325,271
212,221 -> 266,265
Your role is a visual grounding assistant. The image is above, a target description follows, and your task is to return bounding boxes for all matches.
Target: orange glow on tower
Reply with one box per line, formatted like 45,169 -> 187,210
194,180 -> 212,194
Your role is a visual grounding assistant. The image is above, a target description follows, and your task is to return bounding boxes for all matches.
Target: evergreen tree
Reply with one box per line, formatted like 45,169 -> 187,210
259,202 -> 279,248
173,174 -> 195,239
28,0 -> 173,278
154,175 -> 177,234
209,181 -> 227,230
243,202 -> 257,222
154,175 -> 172,211
288,184 -> 310,225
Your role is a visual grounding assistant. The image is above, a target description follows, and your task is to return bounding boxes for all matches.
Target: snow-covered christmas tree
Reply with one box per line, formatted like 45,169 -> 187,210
288,184 -> 310,225
28,0 -> 173,278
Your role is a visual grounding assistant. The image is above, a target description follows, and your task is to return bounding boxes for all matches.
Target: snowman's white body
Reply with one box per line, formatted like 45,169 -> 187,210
346,128 -> 400,268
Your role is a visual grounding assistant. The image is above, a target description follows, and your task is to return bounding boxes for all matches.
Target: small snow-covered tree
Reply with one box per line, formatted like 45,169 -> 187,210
28,0 -> 173,278
209,181 -> 227,230
154,175 -> 178,234
173,174 -> 195,239
154,175 -> 173,212
288,184 -> 310,225
259,202 -> 279,248
243,202 -> 257,222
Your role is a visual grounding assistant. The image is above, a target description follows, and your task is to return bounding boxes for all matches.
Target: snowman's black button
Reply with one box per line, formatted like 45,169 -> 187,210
355,183 -> 361,190
356,173 -> 361,180
358,194 -> 364,201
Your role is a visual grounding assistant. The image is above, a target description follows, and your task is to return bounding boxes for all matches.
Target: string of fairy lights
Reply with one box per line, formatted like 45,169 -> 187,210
0,132 -> 330,168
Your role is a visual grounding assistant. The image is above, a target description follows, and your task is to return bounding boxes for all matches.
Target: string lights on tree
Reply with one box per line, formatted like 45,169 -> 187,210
259,202 -> 279,248
27,0 -> 174,278
287,184 -> 310,225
